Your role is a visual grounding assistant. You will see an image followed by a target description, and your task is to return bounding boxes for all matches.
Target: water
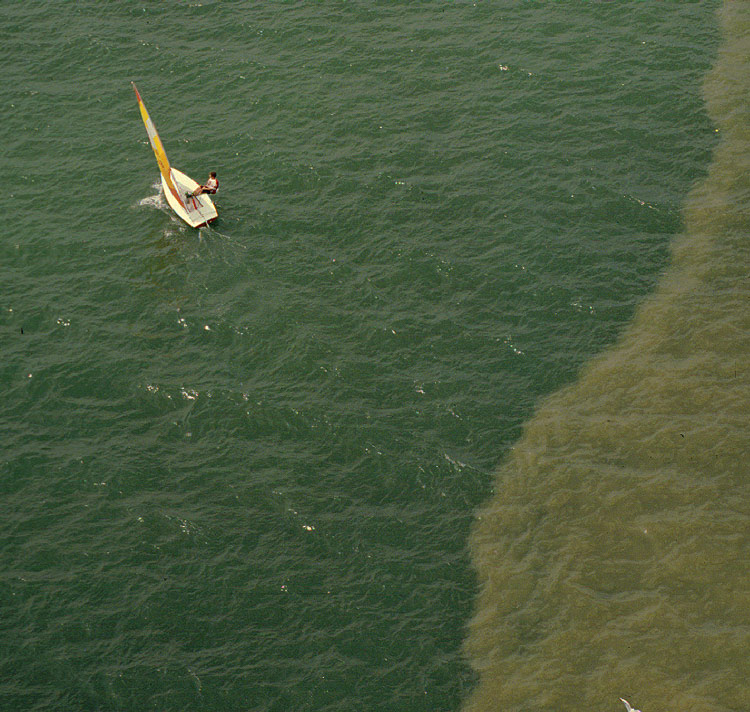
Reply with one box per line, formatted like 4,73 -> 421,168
466,4 -> 749,711
1,2 -> 738,710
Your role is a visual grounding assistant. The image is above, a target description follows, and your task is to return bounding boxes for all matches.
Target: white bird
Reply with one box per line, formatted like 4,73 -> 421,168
620,698 -> 641,712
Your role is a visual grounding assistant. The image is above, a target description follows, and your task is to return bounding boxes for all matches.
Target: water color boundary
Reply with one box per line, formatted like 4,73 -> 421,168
464,3 -> 749,711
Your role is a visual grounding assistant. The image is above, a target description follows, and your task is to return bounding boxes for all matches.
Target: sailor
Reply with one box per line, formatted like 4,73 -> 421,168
190,172 -> 219,197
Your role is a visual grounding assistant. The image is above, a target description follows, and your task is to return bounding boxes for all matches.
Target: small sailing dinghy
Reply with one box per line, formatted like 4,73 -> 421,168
131,82 -> 217,228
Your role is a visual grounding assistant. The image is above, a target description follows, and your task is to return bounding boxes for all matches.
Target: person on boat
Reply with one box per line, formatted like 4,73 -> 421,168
191,172 -> 219,197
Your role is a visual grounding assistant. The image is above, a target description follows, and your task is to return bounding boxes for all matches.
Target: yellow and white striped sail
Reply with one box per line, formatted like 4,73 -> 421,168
131,82 -> 185,210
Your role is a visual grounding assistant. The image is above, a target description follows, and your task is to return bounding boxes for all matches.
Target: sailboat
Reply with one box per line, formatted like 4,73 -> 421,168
131,82 -> 218,228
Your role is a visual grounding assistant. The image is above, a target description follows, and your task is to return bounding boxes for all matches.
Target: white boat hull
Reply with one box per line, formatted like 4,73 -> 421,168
163,168 -> 218,228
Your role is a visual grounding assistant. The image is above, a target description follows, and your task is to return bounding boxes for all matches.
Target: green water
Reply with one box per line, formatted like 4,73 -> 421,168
2,2 -> 737,711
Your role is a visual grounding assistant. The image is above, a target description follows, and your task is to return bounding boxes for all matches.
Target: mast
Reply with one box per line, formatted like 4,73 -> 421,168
131,82 -> 186,210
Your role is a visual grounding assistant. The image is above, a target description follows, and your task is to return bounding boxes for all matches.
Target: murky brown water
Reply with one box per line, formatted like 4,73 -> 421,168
464,4 -> 750,711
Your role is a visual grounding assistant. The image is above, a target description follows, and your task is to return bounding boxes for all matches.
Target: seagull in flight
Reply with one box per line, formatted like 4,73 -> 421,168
620,699 -> 641,712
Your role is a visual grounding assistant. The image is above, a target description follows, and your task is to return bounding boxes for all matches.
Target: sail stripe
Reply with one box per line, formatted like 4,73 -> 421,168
131,82 -> 185,210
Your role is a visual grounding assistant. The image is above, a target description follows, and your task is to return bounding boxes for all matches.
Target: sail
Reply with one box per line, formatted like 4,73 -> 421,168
131,82 -> 185,210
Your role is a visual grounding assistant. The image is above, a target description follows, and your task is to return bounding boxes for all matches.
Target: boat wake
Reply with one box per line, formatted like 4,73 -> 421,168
137,181 -> 166,210
198,223 -> 244,248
